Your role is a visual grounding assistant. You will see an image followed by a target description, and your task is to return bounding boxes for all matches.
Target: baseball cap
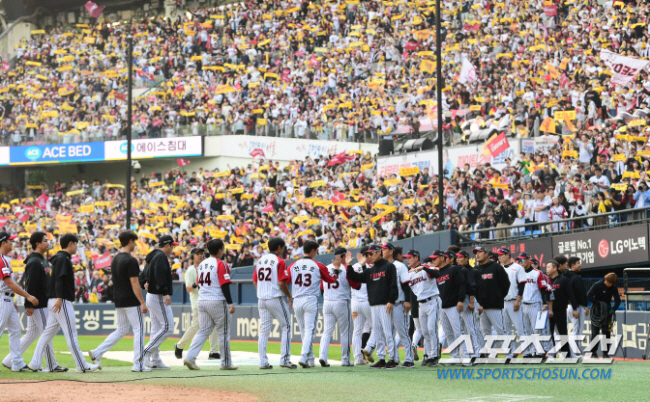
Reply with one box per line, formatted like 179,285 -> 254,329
531,258 -> 540,265
334,247 -> 347,256
158,235 -> 178,247
403,249 -> 421,259
517,252 -> 531,261
359,245 -> 369,255
488,251 -> 498,261
496,247 -> 510,255
0,232 -> 16,243
363,244 -> 381,255
429,250 -> 445,259
456,250 -> 470,258
381,242 -> 395,251
473,245 -> 487,254
443,251 -> 456,259
190,248 -> 204,256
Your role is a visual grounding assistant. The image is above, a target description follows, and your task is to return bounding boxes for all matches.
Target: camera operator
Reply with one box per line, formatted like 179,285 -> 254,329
495,197 -> 516,239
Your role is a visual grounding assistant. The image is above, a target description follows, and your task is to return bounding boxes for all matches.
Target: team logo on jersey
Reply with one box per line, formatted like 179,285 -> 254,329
370,271 -> 386,279
409,275 -> 427,286
436,274 -> 450,283
481,273 -> 494,279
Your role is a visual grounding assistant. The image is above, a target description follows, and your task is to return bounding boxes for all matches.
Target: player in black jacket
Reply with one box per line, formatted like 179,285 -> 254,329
546,260 -> 577,358
29,233 -> 99,372
587,273 -> 621,358
453,249 -> 484,361
1,232 -> 65,372
473,246 -> 510,361
431,250 -> 469,364
565,257 -> 588,357
347,244 -> 399,369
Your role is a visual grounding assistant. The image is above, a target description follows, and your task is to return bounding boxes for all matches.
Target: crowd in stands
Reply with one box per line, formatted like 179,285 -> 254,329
3,0 -> 650,301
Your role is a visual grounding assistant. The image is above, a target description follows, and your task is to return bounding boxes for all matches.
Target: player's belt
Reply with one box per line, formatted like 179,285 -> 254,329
418,295 -> 439,303
3,292 -> 14,297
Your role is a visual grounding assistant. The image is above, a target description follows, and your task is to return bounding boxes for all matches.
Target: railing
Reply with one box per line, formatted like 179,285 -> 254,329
457,205 -> 650,245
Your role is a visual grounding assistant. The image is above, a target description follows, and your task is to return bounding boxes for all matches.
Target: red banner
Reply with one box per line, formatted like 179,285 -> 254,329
94,253 -> 112,269
486,132 -> 510,157
544,4 -> 557,16
404,42 -> 419,51
0,217 -> 8,228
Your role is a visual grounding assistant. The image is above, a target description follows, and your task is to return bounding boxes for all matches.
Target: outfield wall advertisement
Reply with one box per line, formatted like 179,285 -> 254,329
5,136 -> 203,166
16,304 -> 647,359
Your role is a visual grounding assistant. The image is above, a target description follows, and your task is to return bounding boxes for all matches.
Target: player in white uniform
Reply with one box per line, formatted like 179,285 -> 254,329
175,248 -> 220,361
253,237 -> 295,369
184,239 -> 237,370
381,244 -> 415,367
289,241 -> 339,368
319,247 -> 360,367
0,232 -> 41,372
517,253 -> 553,358
351,247 -> 374,365
404,249 -> 441,366
498,248 -> 527,358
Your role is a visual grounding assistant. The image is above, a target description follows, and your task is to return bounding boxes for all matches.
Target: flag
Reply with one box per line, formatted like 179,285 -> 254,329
114,92 -> 127,101
328,151 -> 354,166
1,61 -> 9,72
458,57 -> 477,84
84,1 -> 105,18
600,49 -> 650,86
263,204 -> 274,213
332,192 -> 345,203
137,69 -> 155,81
35,193 -> 49,209
94,252 -> 112,269
250,148 -> 266,158
485,132 -> 510,157
177,158 -> 191,167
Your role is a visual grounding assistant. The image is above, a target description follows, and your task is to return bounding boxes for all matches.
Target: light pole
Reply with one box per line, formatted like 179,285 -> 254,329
435,0 -> 445,227
126,29 -> 133,229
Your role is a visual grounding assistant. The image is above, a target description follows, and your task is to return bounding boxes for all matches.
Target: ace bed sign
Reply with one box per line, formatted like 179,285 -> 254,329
104,136 -> 203,160
9,143 -> 105,165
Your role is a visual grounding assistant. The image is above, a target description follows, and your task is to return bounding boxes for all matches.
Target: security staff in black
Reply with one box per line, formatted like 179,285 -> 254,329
140,235 -> 176,369
587,273 -> 621,358
346,244 -> 399,369
432,250 -> 468,363
545,260 -> 576,357
29,233 -> 99,372
3,232 -> 65,372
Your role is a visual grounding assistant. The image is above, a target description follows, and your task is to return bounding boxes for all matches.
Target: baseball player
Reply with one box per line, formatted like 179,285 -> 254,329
0,232 -> 43,372
350,247 -> 374,366
497,247 -> 527,357
565,257 -> 588,358
450,248 -> 484,361
29,234 -> 100,372
88,231 -> 149,372
253,237 -> 295,369
433,250 -> 468,365
2,232 -> 64,372
175,248 -> 220,361
474,246 -> 511,361
404,249 -> 441,366
517,252 -> 553,359
381,244 -> 414,368
140,235 -> 176,370
184,239 -> 237,370
546,260 -> 576,358
319,247 -> 360,367
289,240 -> 339,368
346,245 -> 398,369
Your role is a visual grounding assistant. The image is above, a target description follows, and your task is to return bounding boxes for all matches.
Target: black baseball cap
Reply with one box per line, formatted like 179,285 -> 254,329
0,232 -> 16,243
496,247 -> 510,255
517,252 -> 531,261
381,242 -> 395,251
531,258 -> 540,265
403,249 -> 420,259
359,245 -> 369,255
473,245 -> 487,254
429,250 -> 445,259
190,248 -> 204,256
488,251 -> 498,261
456,250 -> 470,258
443,251 -> 456,259
334,247 -> 348,256
158,235 -> 178,247
363,244 -> 381,255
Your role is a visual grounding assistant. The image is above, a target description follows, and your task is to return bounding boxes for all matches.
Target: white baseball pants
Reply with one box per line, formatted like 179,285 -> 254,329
0,296 -> 27,370
186,300 -> 233,368
392,303 -> 414,363
91,306 -> 145,370
441,306 -> 468,358
2,308 -> 58,370
177,307 -> 220,353
370,304 -> 396,362
294,296 -> 318,366
320,300 -> 352,365
419,297 -> 440,360
351,299 -> 373,363
144,293 -> 174,364
258,297 -> 291,367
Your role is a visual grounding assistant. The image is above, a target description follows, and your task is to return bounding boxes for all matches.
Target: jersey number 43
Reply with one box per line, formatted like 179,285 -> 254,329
294,273 -> 312,286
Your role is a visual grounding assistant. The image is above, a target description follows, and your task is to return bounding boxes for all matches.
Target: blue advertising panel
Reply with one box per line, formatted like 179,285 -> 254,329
9,142 -> 105,165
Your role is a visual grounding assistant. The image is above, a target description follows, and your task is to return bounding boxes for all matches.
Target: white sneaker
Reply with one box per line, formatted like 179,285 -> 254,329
151,362 -> 170,370
88,350 -> 101,365
184,360 -> 200,370
77,363 -> 101,372
132,366 -> 153,372
220,365 -> 238,370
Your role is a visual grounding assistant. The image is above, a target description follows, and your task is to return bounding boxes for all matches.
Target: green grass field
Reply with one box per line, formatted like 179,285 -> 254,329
0,335 -> 647,401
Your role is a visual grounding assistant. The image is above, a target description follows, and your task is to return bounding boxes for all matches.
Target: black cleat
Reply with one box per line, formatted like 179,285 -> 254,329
401,361 -> 415,368
174,344 -> 183,359
299,361 -> 310,368
384,360 -> 398,370
280,363 -> 297,369
362,349 -> 374,363
370,360 -> 386,369
50,366 -> 69,372
260,364 -> 273,369
318,359 -> 330,367
438,344 -> 442,359
426,357 -> 440,367
341,362 -> 354,367
208,352 -> 220,360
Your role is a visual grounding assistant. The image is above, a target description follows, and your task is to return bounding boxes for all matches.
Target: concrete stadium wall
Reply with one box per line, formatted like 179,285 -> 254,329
0,21 -> 36,61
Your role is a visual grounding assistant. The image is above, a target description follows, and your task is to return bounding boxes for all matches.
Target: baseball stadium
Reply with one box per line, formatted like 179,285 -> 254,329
1,0 -> 650,400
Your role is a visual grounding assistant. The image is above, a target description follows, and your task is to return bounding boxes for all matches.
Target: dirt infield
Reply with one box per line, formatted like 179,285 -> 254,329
4,381 -> 258,402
